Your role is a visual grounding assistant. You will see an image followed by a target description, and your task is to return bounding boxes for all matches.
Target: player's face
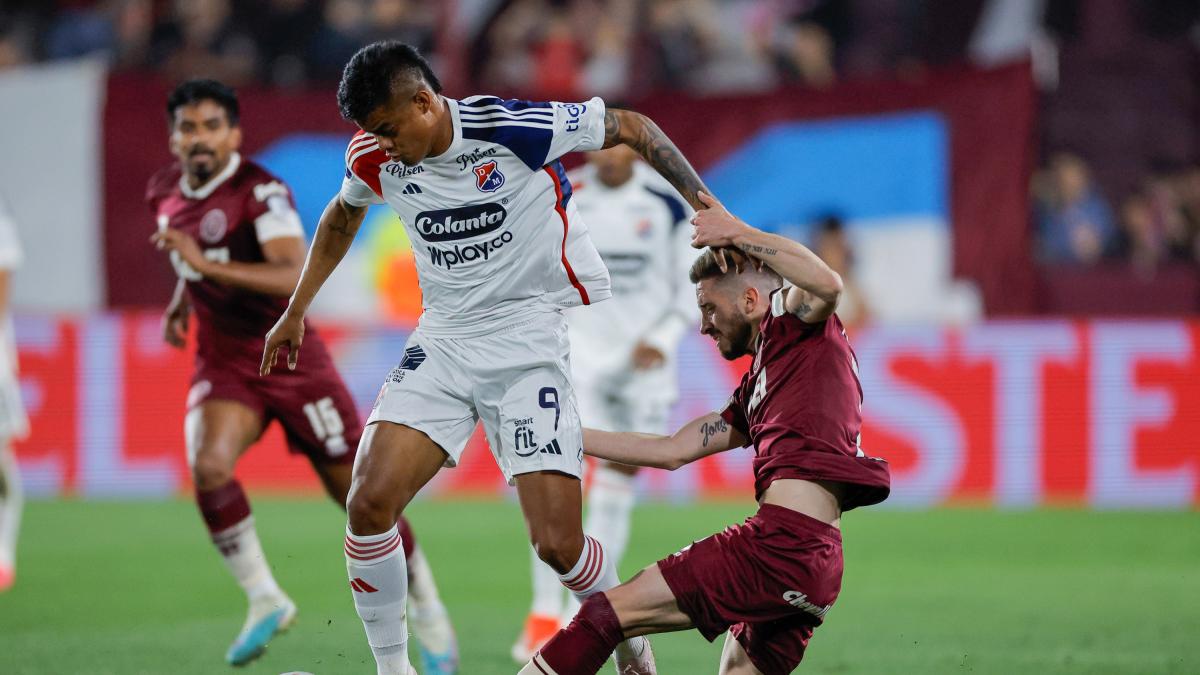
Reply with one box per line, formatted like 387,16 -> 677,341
169,100 -> 241,183
587,145 -> 638,187
697,279 -> 754,360
359,88 -> 439,166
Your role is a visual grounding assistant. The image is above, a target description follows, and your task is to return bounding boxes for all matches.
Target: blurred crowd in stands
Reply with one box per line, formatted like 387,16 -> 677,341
3,0 -> 1198,277
9,0 -> 1195,94
1034,154 -> 1200,274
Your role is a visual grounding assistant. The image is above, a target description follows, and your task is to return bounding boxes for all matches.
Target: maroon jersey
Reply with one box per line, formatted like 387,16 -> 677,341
146,153 -> 310,369
146,154 -> 360,463
721,290 -> 890,510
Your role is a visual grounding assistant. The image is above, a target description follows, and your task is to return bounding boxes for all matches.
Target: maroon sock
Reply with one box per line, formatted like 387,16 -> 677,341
195,479 -> 251,536
397,515 -> 416,559
537,593 -> 624,674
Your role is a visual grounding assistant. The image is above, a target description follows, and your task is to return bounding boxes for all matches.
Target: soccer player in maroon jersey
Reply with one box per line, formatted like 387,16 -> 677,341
147,79 -> 457,671
520,191 -> 891,675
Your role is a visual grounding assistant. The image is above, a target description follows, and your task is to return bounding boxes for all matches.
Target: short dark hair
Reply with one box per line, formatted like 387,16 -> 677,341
689,249 -> 782,286
166,79 -> 240,127
338,41 -> 443,123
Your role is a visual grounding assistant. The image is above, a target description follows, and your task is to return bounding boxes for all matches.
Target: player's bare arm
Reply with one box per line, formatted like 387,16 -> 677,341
602,108 -> 709,212
150,228 -> 304,297
260,195 -> 366,375
692,191 -> 843,322
583,412 -> 748,471
162,278 -> 190,349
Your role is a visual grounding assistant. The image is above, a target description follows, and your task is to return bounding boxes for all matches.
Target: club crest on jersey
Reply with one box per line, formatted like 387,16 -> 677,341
199,208 -> 228,243
473,160 -> 505,193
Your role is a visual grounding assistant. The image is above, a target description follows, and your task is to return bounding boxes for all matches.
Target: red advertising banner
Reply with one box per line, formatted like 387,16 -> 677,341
13,314 -> 1198,507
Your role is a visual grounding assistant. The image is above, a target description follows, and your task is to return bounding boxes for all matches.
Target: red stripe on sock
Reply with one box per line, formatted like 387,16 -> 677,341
564,537 -> 606,592
532,654 -> 553,675
345,532 -> 399,555
561,537 -> 596,588
349,578 -> 364,592
572,542 -> 606,592
345,534 -> 402,561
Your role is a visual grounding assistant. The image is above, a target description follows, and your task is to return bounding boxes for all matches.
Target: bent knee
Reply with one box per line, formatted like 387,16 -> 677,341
346,483 -> 405,535
190,450 -> 236,492
531,530 -> 586,574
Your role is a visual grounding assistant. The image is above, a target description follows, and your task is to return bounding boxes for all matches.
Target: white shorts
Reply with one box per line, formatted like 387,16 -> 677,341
574,368 -> 673,436
0,375 -> 28,441
367,315 -> 583,485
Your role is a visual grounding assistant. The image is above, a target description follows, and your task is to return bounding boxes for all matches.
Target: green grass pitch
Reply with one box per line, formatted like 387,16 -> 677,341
1,498 -> 1197,674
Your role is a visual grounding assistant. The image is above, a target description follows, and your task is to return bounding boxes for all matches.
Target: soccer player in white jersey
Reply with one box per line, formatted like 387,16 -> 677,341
0,194 -> 29,592
513,145 -> 697,661
261,41 -> 716,675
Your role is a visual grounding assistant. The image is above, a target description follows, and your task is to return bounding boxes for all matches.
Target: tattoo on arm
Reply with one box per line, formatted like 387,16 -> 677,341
741,243 -> 779,257
605,109 -> 708,211
603,109 -> 622,146
328,201 -> 364,237
700,418 -> 729,447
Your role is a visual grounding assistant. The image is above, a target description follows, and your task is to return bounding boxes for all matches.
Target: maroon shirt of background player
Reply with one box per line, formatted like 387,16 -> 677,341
144,153 -> 359,463
145,154 -> 315,372
721,290 -> 891,509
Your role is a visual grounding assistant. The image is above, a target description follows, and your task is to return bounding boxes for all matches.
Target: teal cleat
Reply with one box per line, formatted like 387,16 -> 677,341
411,605 -> 458,675
224,598 -> 297,666
416,636 -> 459,675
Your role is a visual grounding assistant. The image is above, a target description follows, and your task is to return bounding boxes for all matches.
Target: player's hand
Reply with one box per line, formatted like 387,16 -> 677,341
161,301 -> 190,349
260,309 -> 304,375
690,192 -> 762,274
151,229 -> 207,273
631,341 -> 666,371
691,191 -> 748,248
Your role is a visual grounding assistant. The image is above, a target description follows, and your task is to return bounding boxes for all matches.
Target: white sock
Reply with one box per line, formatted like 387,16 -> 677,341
406,546 -> 445,615
585,465 -> 636,569
0,446 -> 21,570
211,516 -> 283,603
406,546 -> 454,655
346,524 -> 411,675
529,544 -> 566,617
559,534 -> 650,664
558,535 -> 620,603
561,467 -> 637,622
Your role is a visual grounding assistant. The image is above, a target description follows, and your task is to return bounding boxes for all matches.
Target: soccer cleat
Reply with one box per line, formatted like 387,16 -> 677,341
510,613 -> 561,664
613,636 -> 656,675
0,563 -> 13,592
224,594 -> 296,666
410,605 -> 459,674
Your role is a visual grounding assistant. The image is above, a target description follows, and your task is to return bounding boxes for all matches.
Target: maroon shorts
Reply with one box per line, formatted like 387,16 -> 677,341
189,347 -> 362,465
657,503 -> 844,675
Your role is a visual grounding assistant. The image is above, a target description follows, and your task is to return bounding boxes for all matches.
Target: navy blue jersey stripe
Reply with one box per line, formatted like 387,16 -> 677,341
644,186 -> 688,229
461,123 -> 552,171
459,96 -> 553,112
549,159 -> 572,209
459,108 -> 554,119
460,117 -> 554,129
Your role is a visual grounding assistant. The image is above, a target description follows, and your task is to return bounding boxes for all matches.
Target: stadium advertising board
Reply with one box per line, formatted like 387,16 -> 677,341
13,315 -> 1198,507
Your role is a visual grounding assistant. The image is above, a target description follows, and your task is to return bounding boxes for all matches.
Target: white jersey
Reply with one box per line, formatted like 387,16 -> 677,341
340,95 -> 612,337
565,162 -> 698,393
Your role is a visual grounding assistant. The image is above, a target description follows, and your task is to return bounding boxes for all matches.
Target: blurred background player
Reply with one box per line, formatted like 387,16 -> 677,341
0,193 -> 28,593
147,79 -> 456,671
513,144 -> 696,661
